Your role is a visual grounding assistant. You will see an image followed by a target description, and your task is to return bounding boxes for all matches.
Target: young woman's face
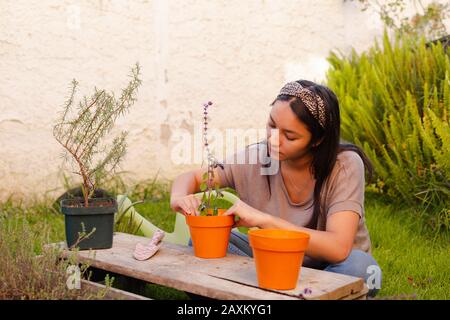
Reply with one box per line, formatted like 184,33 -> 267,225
266,100 -> 313,161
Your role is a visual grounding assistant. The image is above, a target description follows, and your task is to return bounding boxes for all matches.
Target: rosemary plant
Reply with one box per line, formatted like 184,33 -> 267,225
53,63 -> 142,207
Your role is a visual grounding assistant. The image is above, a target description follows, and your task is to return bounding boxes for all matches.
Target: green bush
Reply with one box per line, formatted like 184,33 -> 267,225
326,32 -> 449,231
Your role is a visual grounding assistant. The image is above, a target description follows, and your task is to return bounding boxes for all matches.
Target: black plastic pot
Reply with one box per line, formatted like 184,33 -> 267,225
60,197 -> 117,250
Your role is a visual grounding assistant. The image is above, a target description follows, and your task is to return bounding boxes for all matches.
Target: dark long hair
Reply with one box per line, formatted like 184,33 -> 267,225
260,80 -> 373,230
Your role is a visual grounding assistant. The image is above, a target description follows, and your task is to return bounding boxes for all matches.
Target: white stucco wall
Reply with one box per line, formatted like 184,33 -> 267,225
0,0 -> 386,202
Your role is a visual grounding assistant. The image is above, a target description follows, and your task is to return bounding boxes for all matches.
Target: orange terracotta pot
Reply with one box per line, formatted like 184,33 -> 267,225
186,209 -> 234,259
248,229 -> 310,290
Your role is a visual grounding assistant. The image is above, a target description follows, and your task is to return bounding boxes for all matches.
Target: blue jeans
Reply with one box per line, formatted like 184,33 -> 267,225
189,230 -> 382,297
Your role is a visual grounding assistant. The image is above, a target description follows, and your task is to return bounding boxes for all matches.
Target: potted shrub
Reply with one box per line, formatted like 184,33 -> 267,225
53,63 -> 142,250
186,101 -> 234,259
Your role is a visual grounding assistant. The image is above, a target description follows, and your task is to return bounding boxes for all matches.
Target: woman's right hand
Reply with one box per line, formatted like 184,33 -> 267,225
170,194 -> 201,216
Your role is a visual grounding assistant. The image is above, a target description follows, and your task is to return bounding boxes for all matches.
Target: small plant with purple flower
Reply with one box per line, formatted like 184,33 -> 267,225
197,101 -> 225,216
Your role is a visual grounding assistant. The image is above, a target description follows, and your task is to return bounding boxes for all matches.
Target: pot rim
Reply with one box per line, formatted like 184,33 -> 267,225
248,228 -> 310,240
249,229 -> 310,252
60,197 -> 118,216
186,214 -> 234,227
61,197 -> 117,206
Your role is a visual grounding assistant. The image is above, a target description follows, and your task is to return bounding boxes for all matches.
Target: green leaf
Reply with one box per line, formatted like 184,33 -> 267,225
200,208 -> 208,216
237,227 -> 249,234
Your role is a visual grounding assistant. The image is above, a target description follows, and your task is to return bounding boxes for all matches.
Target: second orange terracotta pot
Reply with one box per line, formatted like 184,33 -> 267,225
248,229 -> 310,290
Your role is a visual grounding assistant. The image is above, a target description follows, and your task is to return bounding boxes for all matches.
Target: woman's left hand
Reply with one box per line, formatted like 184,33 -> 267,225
222,200 -> 270,228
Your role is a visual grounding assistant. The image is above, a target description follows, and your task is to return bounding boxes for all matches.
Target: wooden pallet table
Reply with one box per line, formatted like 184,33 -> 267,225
52,232 -> 368,300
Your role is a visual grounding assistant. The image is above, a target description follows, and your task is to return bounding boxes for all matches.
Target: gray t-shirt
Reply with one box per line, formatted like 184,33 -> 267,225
216,142 -> 372,267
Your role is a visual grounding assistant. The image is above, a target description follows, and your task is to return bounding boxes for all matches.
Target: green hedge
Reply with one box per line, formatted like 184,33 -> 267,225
326,32 -> 449,230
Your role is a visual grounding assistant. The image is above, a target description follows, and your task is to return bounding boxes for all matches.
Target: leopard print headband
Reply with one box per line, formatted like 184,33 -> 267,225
278,81 -> 326,128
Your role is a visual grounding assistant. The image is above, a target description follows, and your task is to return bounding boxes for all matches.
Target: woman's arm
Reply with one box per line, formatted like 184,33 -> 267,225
223,200 -> 360,264
260,210 -> 360,264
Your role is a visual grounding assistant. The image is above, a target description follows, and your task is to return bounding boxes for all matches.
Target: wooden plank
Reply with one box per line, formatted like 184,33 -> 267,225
339,285 -> 368,300
52,232 -> 365,300
81,279 -> 151,300
195,256 -> 365,300
115,232 -> 365,300
36,249 -> 151,300
53,239 -> 295,300
115,233 -> 365,300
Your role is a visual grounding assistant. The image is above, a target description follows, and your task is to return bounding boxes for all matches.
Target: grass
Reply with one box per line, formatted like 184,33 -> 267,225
365,193 -> 450,300
0,182 -> 448,300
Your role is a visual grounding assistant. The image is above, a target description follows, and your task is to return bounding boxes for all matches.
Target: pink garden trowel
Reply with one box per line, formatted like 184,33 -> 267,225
133,229 -> 165,261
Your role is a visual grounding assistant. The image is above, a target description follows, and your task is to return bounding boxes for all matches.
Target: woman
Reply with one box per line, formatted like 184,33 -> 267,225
170,80 -> 381,297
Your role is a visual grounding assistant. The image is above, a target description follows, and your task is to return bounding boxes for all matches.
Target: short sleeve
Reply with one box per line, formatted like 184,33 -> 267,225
326,152 -> 365,219
216,159 -> 236,190
217,145 -> 259,192
215,148 -> 249,190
